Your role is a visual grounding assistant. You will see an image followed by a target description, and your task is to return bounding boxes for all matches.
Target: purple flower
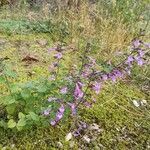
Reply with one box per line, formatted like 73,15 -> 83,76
55,112 -> 63,121
68,103 -> 76,115
108,70 -> 123,82
73,130 -> 81,137
50,120 -> 56,126
125,56 -> 134,67
60,87 -> 68,94
132,39 -> 141,49
101,74 -> 108,81
127,56 -> 134,63
137,59 -> 144,66
74,82 -> 84,99
59,104 -> 65,113
108,73 -> 116,82
54,53 -> 62,59
92,82 -> 101,94
55,104 -> 65,122
84,102 -> 92,108
144,42 -> 150,48
138,50 -> 145,57
80,121 -> 87,129
81,68 -> 91,77
113,69 -> 123,78
135,56 -> 144,66
78,81 -> 84,88
48,47 -> 57,53
43,109 -> 51,116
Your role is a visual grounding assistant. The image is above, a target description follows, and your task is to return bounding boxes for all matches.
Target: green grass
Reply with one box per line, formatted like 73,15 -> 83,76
0,32 -> 149,149
0,81 -> 149,149
0,82 -> 149,149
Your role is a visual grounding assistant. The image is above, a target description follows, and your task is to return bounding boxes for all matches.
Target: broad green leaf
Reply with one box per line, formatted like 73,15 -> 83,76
6,104 -> 16,115
29,112 -> 39,121
16,125 -> 23,131
23,82 -> 34,89
10,84 -> 20,93
103,66 -> 113,73
21,90 -> 31,99
7,119 -> 16,128
26,114 -> 31,120
18,112 -> 25,119
17,118 -> 26,127
3,96 -> 16,105
36,85 -> 47,93
0,120 -> 7,129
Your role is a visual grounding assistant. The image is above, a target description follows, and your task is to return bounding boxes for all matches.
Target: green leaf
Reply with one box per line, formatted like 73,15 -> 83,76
36,85 -> 47,93
10,84 -> 20,93
0,120 -> 7,129
103,65 -> 113,73
16,125 -> 23,131
3,96 -> 16,105
0,76 -> 5,83
22,82 -> 34,89
6,104 -> 16,115
17,118 -> 26,127
29,112 -> 39,121
7,119 -> 16,128
21,90 -> 31,99
18,112 -> 25,119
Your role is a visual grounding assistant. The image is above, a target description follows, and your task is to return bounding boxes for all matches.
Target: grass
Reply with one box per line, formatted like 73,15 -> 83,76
0,1 -> 150,149
0,80 -> 149,149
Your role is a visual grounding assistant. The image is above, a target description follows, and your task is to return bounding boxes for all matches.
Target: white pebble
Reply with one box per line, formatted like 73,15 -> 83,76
65,132 -> 72,141
133,100 -> 140,107
83,135 -> 91,143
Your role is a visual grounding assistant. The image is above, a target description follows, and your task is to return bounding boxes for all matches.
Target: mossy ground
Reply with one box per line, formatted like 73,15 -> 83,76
0,32 -> 149,150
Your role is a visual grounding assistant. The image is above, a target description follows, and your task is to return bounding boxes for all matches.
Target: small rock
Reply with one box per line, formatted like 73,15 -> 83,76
83,135 -> 90,143
141,100 -> 147,106
133,100 -> 140,107
65,132 -> 72,141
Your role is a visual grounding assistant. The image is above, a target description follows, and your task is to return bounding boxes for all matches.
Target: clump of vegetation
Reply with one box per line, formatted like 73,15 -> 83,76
0,37 -> 149,130
0,0 -> 149,149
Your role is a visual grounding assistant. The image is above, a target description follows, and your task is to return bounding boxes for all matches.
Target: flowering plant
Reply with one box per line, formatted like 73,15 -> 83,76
0,38 -> 149,130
